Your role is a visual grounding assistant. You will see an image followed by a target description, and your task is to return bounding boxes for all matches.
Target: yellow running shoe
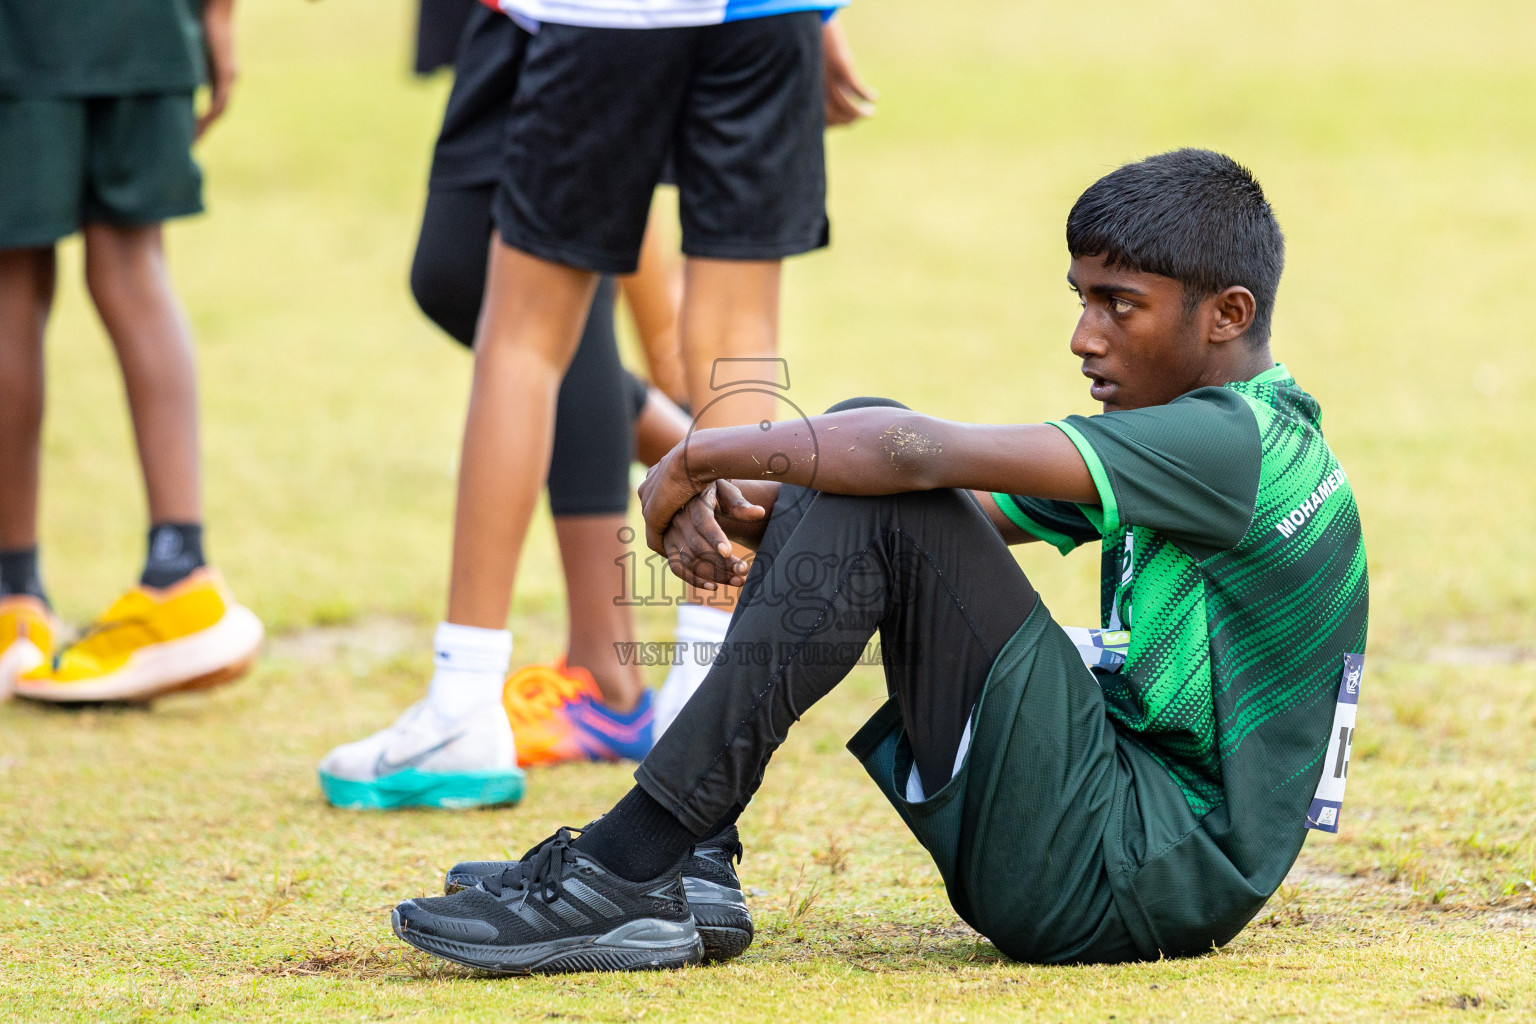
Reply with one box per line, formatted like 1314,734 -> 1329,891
0,595 -> 54,700
15,569 -> 263,703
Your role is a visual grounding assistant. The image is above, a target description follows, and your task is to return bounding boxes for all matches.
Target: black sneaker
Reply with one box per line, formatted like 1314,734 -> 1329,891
393,827 -> 701,974
443,825 -> 754,963
682,826 -> 753,962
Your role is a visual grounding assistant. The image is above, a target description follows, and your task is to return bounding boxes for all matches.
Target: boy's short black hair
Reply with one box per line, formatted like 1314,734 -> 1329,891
1067,149 -> 1285,344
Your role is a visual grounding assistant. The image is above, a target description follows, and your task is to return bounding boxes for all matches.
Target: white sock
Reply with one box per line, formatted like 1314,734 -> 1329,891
654,604 -> 733,739
426,622 -> 513,720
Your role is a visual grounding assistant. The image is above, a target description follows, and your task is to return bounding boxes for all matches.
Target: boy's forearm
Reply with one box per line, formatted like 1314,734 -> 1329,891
642,409 -> 1096,559
684,409 -> 937,495
683,409 -> 1097,505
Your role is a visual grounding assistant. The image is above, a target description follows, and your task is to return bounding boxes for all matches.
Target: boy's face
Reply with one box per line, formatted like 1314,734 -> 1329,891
1067,254 -> 1211,412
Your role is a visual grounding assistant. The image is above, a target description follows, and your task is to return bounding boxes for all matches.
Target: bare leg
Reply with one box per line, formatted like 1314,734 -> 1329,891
620,217 -> 687,407
678,258 -> 783,612
83,224 -> 201,525
634,385 -> 690,468
554,514 -> 643,712
550,387 -> 685,712
555,387 -> 687,711
556,385 -> 688,710
679,258 -> 781,427
0,248 -> 54,551
447,241 -> 598,629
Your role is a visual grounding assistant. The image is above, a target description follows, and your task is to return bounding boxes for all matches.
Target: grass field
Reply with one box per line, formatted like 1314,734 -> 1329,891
3,0 -> 1534,1020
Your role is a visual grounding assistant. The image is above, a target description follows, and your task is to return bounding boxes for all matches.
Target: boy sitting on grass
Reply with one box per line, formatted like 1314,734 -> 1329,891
388,149 -> 1370,972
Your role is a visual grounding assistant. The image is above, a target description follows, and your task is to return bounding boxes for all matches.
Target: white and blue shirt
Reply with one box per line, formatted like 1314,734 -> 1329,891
490,0 -> 845,30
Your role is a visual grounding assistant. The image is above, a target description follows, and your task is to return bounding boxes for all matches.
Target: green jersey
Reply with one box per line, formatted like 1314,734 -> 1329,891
0,0 -> 205,98
993,364 -> 1369,947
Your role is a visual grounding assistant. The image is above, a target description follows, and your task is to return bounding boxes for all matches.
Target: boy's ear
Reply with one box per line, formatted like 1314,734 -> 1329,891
1207,286 -> 1256,344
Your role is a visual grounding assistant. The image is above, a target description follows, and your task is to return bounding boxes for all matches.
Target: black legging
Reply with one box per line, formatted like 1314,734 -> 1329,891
409,184 -> 648,516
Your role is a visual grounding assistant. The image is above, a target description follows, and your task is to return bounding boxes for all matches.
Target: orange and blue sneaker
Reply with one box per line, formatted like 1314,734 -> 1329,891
0,595 -> 55,700
15,568 -> 263,704
502,660 -> 654,767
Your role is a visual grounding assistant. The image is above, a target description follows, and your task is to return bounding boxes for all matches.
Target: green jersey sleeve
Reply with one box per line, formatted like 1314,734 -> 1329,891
1050,388 -> 1263,554
988,494 -> 1100,555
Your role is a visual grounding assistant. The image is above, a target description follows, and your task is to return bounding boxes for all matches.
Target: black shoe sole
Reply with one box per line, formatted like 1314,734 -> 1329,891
685,877 -> 754,963
392,908 -> 704,975
696,920 -> 754,963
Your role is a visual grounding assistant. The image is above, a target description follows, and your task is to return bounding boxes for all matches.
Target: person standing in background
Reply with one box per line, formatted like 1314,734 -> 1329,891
317,0 -> 874,808
319,0 -> 695,811
0,0 -> 263,703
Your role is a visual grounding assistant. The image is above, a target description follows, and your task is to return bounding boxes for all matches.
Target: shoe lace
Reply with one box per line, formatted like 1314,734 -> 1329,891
482,826 -> 585,903
503,665 -> 593,724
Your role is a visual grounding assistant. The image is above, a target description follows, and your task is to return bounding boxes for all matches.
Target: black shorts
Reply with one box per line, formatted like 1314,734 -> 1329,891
428,8 -> 680,192
414,0 -> 478,75
428,3 -> 528,190
495,12 -> 829,273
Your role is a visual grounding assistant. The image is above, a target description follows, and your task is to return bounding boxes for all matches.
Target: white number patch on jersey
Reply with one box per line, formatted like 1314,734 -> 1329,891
1306,652 -> 1364,833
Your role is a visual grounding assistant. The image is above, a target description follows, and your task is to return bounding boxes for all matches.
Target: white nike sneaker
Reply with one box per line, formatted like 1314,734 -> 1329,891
317,699 -> 525,810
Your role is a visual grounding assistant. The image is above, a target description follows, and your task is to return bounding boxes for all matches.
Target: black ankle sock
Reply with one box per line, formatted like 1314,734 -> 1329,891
573,786 -> 698,882
140,523 -> 205,589
0,547 -> 48,605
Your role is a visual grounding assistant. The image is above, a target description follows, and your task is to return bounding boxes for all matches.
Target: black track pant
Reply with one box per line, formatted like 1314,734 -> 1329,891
409,184 -> 648,516
635,397 -> 1041,833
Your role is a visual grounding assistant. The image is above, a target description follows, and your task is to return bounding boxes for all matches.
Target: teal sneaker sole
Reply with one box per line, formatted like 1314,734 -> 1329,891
318,767 -> 526,810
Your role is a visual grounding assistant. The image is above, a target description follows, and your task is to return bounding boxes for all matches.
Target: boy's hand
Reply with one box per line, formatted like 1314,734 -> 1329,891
197,0 -> 237,140
639,447 -> 707,556
822,19 -> 876,127
659,484 -> 763,590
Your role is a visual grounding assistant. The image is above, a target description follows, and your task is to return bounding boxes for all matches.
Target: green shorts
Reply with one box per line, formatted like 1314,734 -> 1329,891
0,93 -> 203,249
849,601 -> 1142,963
850,596 -> 1277,963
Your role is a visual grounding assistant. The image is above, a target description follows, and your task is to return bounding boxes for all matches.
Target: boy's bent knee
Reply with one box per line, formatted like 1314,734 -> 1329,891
806,486 -> 967,523
823,396 -> 909,415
